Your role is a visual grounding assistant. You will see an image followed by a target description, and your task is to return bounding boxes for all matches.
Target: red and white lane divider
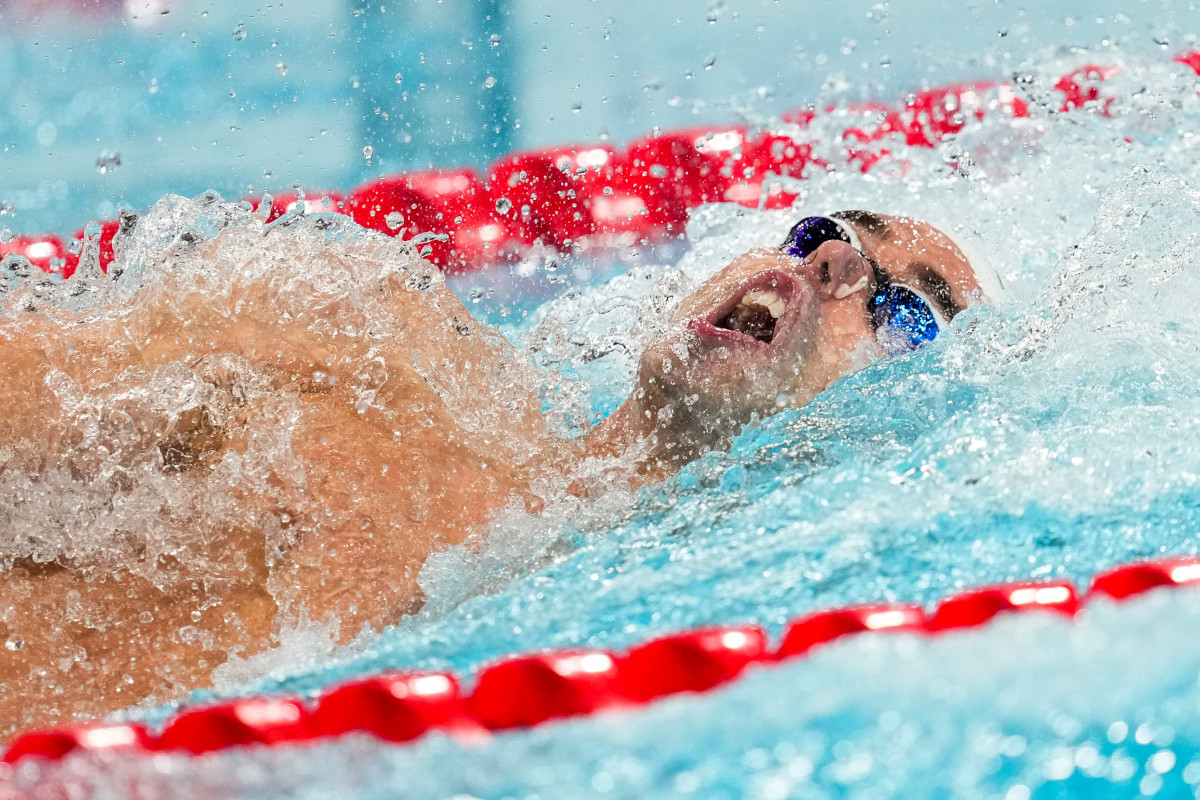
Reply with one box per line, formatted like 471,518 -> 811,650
6,52 -> 1197,281
4,557 -> 1200,765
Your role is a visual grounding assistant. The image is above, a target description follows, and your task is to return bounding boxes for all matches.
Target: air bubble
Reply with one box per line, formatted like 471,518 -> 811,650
276,61 -> 288,76
232,23 -> 246,41
362,145 -> 374,159
394,73 -> 403,84
703,54 -> 716,70
5,636 -> 23,651
495,197 -> 513,214
385,211 -> 405,230
483,75 -> 497,89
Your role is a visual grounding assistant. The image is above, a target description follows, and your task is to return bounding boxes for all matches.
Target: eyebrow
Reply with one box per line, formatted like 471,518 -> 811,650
831,209 -> 891,238
907,262 -> 962,319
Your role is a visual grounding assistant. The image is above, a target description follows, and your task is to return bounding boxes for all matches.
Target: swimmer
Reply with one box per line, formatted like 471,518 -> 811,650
0,210 -> 986,740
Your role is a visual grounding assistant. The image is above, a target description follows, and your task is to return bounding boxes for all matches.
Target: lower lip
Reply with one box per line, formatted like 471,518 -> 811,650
687,318 -> 769,348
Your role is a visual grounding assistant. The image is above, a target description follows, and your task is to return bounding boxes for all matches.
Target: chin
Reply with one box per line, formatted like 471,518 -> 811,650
637,332 -> 800,432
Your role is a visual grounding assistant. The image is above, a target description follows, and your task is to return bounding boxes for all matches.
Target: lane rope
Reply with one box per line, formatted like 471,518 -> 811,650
4,557 -> 1200,763
8,54 -> 1195,280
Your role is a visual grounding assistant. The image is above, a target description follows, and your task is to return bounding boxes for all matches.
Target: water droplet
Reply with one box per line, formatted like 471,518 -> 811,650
36,121 -> 56,147
96,152 -> 121,174
362,145 -> 374,159
489,33 -> 501,48
571,102 -> 582,113
483,75 -> 497,89
232,22 -> 246,41
275,61 -> 288,76
385,211 -> 404,230
703,54 -> 716,70
5,636 -> 23,651
190,610 -> 202,622
495,197 -> 513,214
394,73 -> 403,85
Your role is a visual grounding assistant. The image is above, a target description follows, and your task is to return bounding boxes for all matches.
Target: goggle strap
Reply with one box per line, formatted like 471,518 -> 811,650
825,213 -> 865,253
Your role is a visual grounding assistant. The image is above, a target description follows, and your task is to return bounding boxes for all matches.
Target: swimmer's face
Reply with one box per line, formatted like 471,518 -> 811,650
636,212 -> 984,433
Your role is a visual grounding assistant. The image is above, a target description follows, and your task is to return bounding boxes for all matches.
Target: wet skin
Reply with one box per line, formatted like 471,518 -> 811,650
0,213 -> 982,742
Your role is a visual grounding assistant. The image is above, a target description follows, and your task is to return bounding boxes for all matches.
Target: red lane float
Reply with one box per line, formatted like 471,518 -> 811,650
9,56 -> 1175,279
311,672 -> 477,743
2,723 -> 150,765
7,556 -> 1200,767
1054,64 -> 1122,113
0,235 -> 74,279
620,625 -> 767,701
1179,50 -> 1200,76
468,650 -> 627,730
154,698 -> 315,755
775,604 -> 925,658
1088,558 -> 1200,601
925,581 -> 1080,631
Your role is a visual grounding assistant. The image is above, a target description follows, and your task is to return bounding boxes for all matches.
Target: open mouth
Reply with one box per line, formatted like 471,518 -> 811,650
691,269 -> 799,347
713,288 -> 787,343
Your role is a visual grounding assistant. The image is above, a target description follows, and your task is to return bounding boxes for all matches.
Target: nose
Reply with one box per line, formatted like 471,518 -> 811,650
802,240 -> 873,301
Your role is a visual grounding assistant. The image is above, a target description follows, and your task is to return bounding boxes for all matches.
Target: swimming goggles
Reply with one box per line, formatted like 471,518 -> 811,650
781,215 -> 942,355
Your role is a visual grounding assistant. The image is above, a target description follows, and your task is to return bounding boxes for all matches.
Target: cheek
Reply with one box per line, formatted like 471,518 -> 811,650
808,301 -> 883,378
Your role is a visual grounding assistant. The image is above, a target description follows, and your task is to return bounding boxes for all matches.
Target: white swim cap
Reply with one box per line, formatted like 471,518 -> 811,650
924,218 -> 1004,304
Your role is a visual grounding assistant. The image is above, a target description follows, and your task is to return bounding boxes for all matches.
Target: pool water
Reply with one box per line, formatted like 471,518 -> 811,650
8,47 -> 1200,800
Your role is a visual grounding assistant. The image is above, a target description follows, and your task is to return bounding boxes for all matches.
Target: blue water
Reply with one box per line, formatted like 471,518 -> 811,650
8,29 -> 1200,800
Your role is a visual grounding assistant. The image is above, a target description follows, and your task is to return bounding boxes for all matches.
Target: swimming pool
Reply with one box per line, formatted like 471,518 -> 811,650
5,8 -> 1200,800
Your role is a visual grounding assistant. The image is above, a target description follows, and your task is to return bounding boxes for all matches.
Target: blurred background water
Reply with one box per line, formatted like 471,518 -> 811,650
0,0 -> 1194,234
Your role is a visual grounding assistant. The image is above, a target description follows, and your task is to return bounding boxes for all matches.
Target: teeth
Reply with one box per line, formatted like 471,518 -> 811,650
739,290 -> 787,319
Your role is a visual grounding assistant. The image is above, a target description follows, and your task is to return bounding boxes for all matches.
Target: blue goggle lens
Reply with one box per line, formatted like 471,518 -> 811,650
781,216 -> 852,259
868,284 -> 940,354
